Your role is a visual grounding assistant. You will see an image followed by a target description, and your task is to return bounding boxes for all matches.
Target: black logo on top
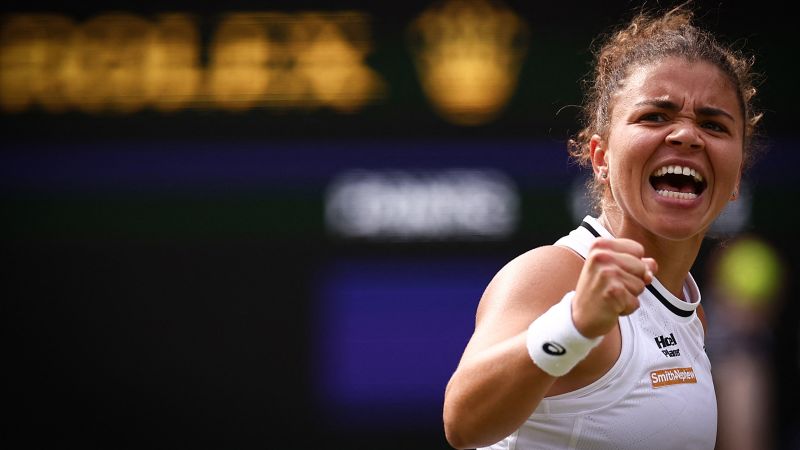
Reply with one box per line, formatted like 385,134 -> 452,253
542,342 -> 566,356
654,332 -> 680,357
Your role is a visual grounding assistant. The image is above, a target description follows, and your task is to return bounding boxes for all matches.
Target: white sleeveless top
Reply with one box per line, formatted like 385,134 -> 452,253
481,216 -> 717,450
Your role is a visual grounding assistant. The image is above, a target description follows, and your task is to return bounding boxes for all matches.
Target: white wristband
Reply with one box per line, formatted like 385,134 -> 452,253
526,291 -> 603,377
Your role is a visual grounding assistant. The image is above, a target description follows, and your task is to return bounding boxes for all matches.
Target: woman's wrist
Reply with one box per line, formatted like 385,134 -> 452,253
525,291 -> 604,377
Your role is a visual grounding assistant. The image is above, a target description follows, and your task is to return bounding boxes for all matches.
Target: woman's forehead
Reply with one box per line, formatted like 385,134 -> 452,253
612,58 -> 742,116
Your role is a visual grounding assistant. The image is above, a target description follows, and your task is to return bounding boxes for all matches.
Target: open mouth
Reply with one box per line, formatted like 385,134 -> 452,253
649,165 -> 707,200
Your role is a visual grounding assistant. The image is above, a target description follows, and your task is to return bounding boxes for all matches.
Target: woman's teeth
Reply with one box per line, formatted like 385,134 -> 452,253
656,190 -> 698,200
651,165 -> 703,183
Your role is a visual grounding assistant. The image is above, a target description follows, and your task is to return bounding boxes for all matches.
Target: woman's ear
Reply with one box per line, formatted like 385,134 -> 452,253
590,134 -> 608,181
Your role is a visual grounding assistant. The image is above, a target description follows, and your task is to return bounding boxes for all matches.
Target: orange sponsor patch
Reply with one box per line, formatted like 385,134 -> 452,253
650,367 -> 697,388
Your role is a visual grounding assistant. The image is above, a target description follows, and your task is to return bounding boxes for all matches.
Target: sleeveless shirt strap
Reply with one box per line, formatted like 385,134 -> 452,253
580,220 -> 601,238
645,285 -> 694,317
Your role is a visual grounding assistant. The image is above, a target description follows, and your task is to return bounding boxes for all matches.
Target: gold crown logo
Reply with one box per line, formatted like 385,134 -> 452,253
408,0 -> 528,126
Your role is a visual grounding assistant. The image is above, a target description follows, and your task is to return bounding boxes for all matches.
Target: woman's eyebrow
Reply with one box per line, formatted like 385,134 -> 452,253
696,106 -> 735,122
634,99 -> 735,121
634,98 -> 679,110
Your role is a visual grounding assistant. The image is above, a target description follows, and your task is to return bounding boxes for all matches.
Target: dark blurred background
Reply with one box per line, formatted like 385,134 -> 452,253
2,1 -> 797,449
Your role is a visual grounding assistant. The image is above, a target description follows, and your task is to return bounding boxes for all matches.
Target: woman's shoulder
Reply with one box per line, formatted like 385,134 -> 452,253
497,244 -> 585,289
476,245 -> 585,324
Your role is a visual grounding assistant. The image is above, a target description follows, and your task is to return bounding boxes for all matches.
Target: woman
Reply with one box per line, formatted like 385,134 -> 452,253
443,5 -> 762,450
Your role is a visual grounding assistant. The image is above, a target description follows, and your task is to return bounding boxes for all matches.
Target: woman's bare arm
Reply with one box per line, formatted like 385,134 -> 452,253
443,245 -> 584,449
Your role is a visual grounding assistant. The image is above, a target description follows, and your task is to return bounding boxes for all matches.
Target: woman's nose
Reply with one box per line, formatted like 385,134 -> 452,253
666,124 -> 704,149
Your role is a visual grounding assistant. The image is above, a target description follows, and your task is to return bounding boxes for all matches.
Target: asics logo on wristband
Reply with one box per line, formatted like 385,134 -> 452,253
526,291 -> 603,377
542,342 -> 567,355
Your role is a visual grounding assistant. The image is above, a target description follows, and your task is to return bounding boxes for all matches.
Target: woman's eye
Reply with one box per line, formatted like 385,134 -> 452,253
640,113 -> 666,122
701,121 -> 727,132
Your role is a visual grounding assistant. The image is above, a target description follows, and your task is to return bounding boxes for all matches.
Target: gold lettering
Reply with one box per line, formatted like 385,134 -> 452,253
62,13 -> 154,113
208,13 -> 271,111
0,14 -> 76,112
1,11 -> 386,114
290,13 -> 385,112
256,13 -> 308,107
145,14 -> 201,112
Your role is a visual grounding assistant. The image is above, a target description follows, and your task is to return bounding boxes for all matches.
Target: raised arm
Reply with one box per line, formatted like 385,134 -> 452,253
443,245 -> 583,448
443,239 -> 656,449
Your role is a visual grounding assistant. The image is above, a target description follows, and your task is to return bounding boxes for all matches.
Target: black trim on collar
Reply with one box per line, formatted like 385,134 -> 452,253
580,221 -> 601,237
646,285 -> 694,317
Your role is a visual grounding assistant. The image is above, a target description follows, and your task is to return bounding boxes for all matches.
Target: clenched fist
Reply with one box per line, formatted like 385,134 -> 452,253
571,238 -> 658,338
